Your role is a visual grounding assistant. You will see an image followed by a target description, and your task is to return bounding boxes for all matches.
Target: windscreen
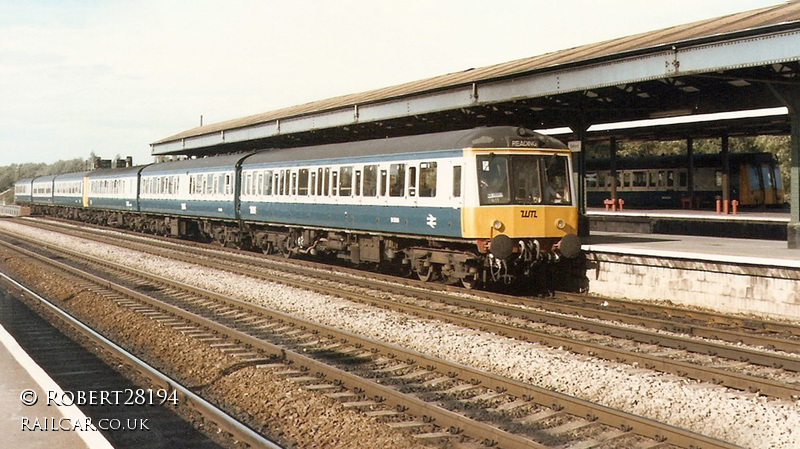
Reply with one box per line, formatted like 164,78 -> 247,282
477,154 -> 571,205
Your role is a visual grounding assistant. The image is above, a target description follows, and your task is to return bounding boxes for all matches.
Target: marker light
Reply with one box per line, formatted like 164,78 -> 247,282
555,218 -> 566,229
493,220 -> 503,230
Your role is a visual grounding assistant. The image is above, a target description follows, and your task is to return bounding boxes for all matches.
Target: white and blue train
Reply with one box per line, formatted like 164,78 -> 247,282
15,127 -> 583,290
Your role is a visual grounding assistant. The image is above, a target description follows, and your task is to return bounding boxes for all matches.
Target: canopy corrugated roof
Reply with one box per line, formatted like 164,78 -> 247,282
153,2 -> 800,146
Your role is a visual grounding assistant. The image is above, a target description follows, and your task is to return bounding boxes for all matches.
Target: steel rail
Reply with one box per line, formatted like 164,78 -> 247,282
0,231 -> 744,449
8,220 -> 800,399
0,265 -> 282,449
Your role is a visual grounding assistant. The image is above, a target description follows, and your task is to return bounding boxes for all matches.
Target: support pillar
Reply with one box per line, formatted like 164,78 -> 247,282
569,118 -> 590,236
687,138 -> 695,200
769,84 -> 800,248
610,137 -> 618,205
790,111 -> 800,248
721,134 -> 730,210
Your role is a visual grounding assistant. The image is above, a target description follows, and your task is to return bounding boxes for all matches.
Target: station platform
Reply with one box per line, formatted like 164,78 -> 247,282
587,207 -> 790,240
581,229 -> 800,321
0,322 -> 113,449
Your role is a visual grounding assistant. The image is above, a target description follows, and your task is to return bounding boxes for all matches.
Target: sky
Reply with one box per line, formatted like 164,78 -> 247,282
0,0 -> 788,166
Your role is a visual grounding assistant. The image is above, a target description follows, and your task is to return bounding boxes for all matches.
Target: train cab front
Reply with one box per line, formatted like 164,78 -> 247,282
463,149 -> 582,287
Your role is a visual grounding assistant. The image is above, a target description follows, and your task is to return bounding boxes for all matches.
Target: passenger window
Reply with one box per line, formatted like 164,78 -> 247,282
408,166 -> 417,196
331,171 -> 338,196
291,172 -> 297,195
264,170 -> 273,196
452,166 -> 461,197
317,168 -> 324,196
324,168 -> 330,196
419,162 -> 437,197
389,164 -> 405,197
279,171 -> 285,195
298,169 -> 309,195
340,166 -> 353,197
363,165 -> 378,196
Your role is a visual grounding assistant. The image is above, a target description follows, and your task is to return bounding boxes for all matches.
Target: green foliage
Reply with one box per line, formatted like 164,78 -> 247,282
0,158 -> 88,194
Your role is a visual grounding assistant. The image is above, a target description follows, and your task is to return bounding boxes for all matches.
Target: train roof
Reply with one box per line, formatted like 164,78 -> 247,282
88,165 -> 148,178
140,153 -> 252,175
54,170 -> 92,181
242,127 -> 566,166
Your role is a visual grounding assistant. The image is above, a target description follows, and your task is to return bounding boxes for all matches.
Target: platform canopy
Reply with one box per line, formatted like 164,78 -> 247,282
151,2 -> 800,248
151,2 -> 800,156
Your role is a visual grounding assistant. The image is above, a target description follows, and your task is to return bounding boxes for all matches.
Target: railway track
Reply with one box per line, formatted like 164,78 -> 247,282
16,218 -> 800,401
0,260 -> 281,449
0,219 -> 749,448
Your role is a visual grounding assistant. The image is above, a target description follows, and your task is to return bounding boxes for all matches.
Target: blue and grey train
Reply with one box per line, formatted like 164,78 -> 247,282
15,127 -> 584,290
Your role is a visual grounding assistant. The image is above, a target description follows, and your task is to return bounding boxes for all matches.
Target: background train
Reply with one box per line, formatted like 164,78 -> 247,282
585,152 -> 786,209
14,127 -> 585,291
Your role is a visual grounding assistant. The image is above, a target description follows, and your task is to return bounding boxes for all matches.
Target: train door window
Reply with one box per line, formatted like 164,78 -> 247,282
389,164 -> 405,197
207,174 -> 214,194
597,171 -> 611,188
331,171 -> 338,196
363,165 -> 378,196
339,166 -> 353,197
189,176 -> 195,195
648,171 -> 657,188
273,173 -> 279,196
290,172 -> 296,195
298,169 -> 309,195
321,168 -> 329,196
279,171 -> 285,195
452,165 -> 462,198
478,156 -> 509,204
380,169 -> 388,197
408,166 -> 417,196
666,171 -> 675,188
632,171 -> 646,188
761,165 -> 775,188
622,172 -> 631,188
264,170 -> 273,196
657,171 -> 666,187
316,168 -> 324,196
310,171 -> 317,196
419,162 -> 437,197
256,173 -> 263,196
245,173 -> 252,196
355,170 -> 362,196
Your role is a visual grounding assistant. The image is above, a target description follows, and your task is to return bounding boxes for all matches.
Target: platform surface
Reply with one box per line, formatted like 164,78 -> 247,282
586,207 -> 790,223
0,322 -> 114,449
583,229 -> 800,268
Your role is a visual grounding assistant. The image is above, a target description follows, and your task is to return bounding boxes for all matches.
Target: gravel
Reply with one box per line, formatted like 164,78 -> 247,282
3,219 -> 799,448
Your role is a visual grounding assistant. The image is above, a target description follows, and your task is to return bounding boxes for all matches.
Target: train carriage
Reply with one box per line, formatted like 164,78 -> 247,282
237,127 -> 581,287
13,177 -> 34,204
585,152 -> 785,209
138,154 -> 246,219
31,175 -> 57,206
87,165 -> 146,211
53,171 -> 90,208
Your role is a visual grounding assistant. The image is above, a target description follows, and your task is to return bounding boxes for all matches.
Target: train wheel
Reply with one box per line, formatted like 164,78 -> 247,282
460,275 -> 478,290
416,264 -> 434,282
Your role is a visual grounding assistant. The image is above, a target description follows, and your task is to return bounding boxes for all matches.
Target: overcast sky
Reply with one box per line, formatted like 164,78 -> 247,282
0,0 -> 786,166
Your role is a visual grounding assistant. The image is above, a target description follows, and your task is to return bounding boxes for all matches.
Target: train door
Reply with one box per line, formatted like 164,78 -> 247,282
82,175 -> 90,207
761,164 -> 777,205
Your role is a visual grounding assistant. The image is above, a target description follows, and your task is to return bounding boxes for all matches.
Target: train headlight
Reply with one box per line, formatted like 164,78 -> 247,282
492,220 -> 503,230
555,218 -> 566,230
